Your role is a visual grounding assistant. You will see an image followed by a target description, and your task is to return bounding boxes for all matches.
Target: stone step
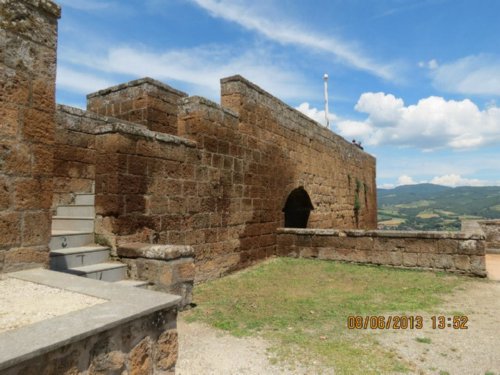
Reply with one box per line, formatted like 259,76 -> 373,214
50,231 -> 94,251
52,217 -> 94,232
65,262 -> 127,282
56,205 -> 95,218
75,194 -> 95,205
486,248 -> 500,254
50,245 -> 110,270
114,279 -> 149,288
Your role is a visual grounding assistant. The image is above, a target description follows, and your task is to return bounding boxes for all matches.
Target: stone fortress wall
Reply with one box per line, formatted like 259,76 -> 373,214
0,0 -> 489,281
53,74 -> 377,282
0,1 -> 491,372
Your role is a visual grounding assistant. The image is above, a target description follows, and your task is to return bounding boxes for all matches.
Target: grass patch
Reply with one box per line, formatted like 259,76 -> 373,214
185,258 -> 463,374
415,337 -> 432,344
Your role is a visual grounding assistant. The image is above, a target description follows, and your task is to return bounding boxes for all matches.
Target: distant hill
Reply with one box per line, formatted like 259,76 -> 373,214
377,184 -> 500,231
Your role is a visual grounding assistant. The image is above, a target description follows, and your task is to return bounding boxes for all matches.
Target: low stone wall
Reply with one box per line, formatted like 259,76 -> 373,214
118,243 -> 195,309
4,309 -> 178,375
276,227 -> 486,276
478,220 -> 500,249
1,269 -> 180,374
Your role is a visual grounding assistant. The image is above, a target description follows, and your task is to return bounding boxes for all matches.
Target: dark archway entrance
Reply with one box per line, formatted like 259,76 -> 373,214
282,187 -> 314,228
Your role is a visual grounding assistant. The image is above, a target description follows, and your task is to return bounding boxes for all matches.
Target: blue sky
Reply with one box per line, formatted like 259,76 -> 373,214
55,0 -> 500,189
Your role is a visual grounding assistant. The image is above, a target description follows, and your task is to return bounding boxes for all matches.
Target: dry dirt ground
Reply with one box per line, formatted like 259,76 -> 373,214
176,319 -> 326,375
374,280 -> 500,375
176,280 -> 500,375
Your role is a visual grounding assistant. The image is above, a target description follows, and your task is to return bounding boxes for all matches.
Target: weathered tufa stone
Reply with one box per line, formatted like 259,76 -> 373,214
128,337 -> 153,375
118,242 -> 194,260
154,329 -> 178,371
89,351 -> 126,375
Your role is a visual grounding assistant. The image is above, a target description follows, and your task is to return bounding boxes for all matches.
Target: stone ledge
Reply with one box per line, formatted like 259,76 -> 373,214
276,228 -> 486,240
478,219 -> 500,225
56,104 -> 197,147
461,220 -> 486,236
86,77 -> 188,99
1,0 -> 61,18
0,268 -> 180,371
118,242 -> 194,261
179,96 -> 239,119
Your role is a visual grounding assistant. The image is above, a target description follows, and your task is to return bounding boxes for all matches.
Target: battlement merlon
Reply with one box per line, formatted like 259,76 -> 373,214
0,0 -> 60,51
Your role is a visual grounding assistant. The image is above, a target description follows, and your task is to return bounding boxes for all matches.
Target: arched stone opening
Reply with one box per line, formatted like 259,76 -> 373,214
282,187 -> 314,228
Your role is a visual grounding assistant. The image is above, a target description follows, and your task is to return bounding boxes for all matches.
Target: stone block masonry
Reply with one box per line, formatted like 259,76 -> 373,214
118,242 -> 195,309
478,220 -> 500,249
276,227 -> 487,277
1,1 -> 378,283
87,78 -> 188,136
220,75 -> 377,230
79,76 -> 378,282
0,0 -> 60,272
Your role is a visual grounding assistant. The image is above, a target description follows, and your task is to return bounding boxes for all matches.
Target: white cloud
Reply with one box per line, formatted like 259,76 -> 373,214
56,66 -> 114,94
296,102 -> 337,127
355,92 -> 404,127
397,175 -> 417,185
190,0 -> 396,81
336,92 -> 500,150
385,173 -> 500,188
418,59 -> 438,70
58,44 -> 314,101
336,120 -> 373,140
430,174 -> 488,187
431,54 -> 500,96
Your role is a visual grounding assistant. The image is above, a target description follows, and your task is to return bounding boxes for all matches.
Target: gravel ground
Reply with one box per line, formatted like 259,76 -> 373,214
176,319 -> 331,375
374,280 -> 500,375
0,276 -> 106,333
176,280 -> 499,375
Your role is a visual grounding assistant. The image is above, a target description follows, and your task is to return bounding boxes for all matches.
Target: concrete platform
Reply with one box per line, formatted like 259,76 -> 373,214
0,268 -> 180,371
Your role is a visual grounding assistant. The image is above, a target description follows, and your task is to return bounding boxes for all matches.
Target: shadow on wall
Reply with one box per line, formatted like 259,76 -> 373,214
282,187 -> 314,228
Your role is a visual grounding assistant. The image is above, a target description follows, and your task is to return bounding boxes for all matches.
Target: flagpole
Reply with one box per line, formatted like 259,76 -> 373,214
323,73 -> 329,129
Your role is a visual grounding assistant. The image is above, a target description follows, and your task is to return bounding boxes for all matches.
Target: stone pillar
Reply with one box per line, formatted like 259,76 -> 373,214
0,0 -> 60,272
87,78 -> 188,135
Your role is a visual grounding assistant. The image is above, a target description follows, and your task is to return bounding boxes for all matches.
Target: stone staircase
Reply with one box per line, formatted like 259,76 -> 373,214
49,193 -> 146,287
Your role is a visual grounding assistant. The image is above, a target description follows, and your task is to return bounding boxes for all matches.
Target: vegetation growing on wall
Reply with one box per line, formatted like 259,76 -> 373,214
354,178 -> 362,227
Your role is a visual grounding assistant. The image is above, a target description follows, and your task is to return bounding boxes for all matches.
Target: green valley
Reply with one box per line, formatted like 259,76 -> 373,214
377,184 -> 500,231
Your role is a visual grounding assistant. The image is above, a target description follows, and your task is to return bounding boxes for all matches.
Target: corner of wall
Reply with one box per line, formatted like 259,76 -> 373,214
0,0 -> 60,272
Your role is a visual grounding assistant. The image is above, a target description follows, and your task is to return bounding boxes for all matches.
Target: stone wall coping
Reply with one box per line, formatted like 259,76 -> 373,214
57,104 -> 197,147
86,77 -> 188,99
118,242 -> 195,260
180,95 -> 239,119
276,227 -> 486,240
477,220 -> 500,225
461,220 -> 486,236
220,75 -> 373,159
16,0 -> 62,18
0,268 -> 180,371
221,75 -> 325,128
